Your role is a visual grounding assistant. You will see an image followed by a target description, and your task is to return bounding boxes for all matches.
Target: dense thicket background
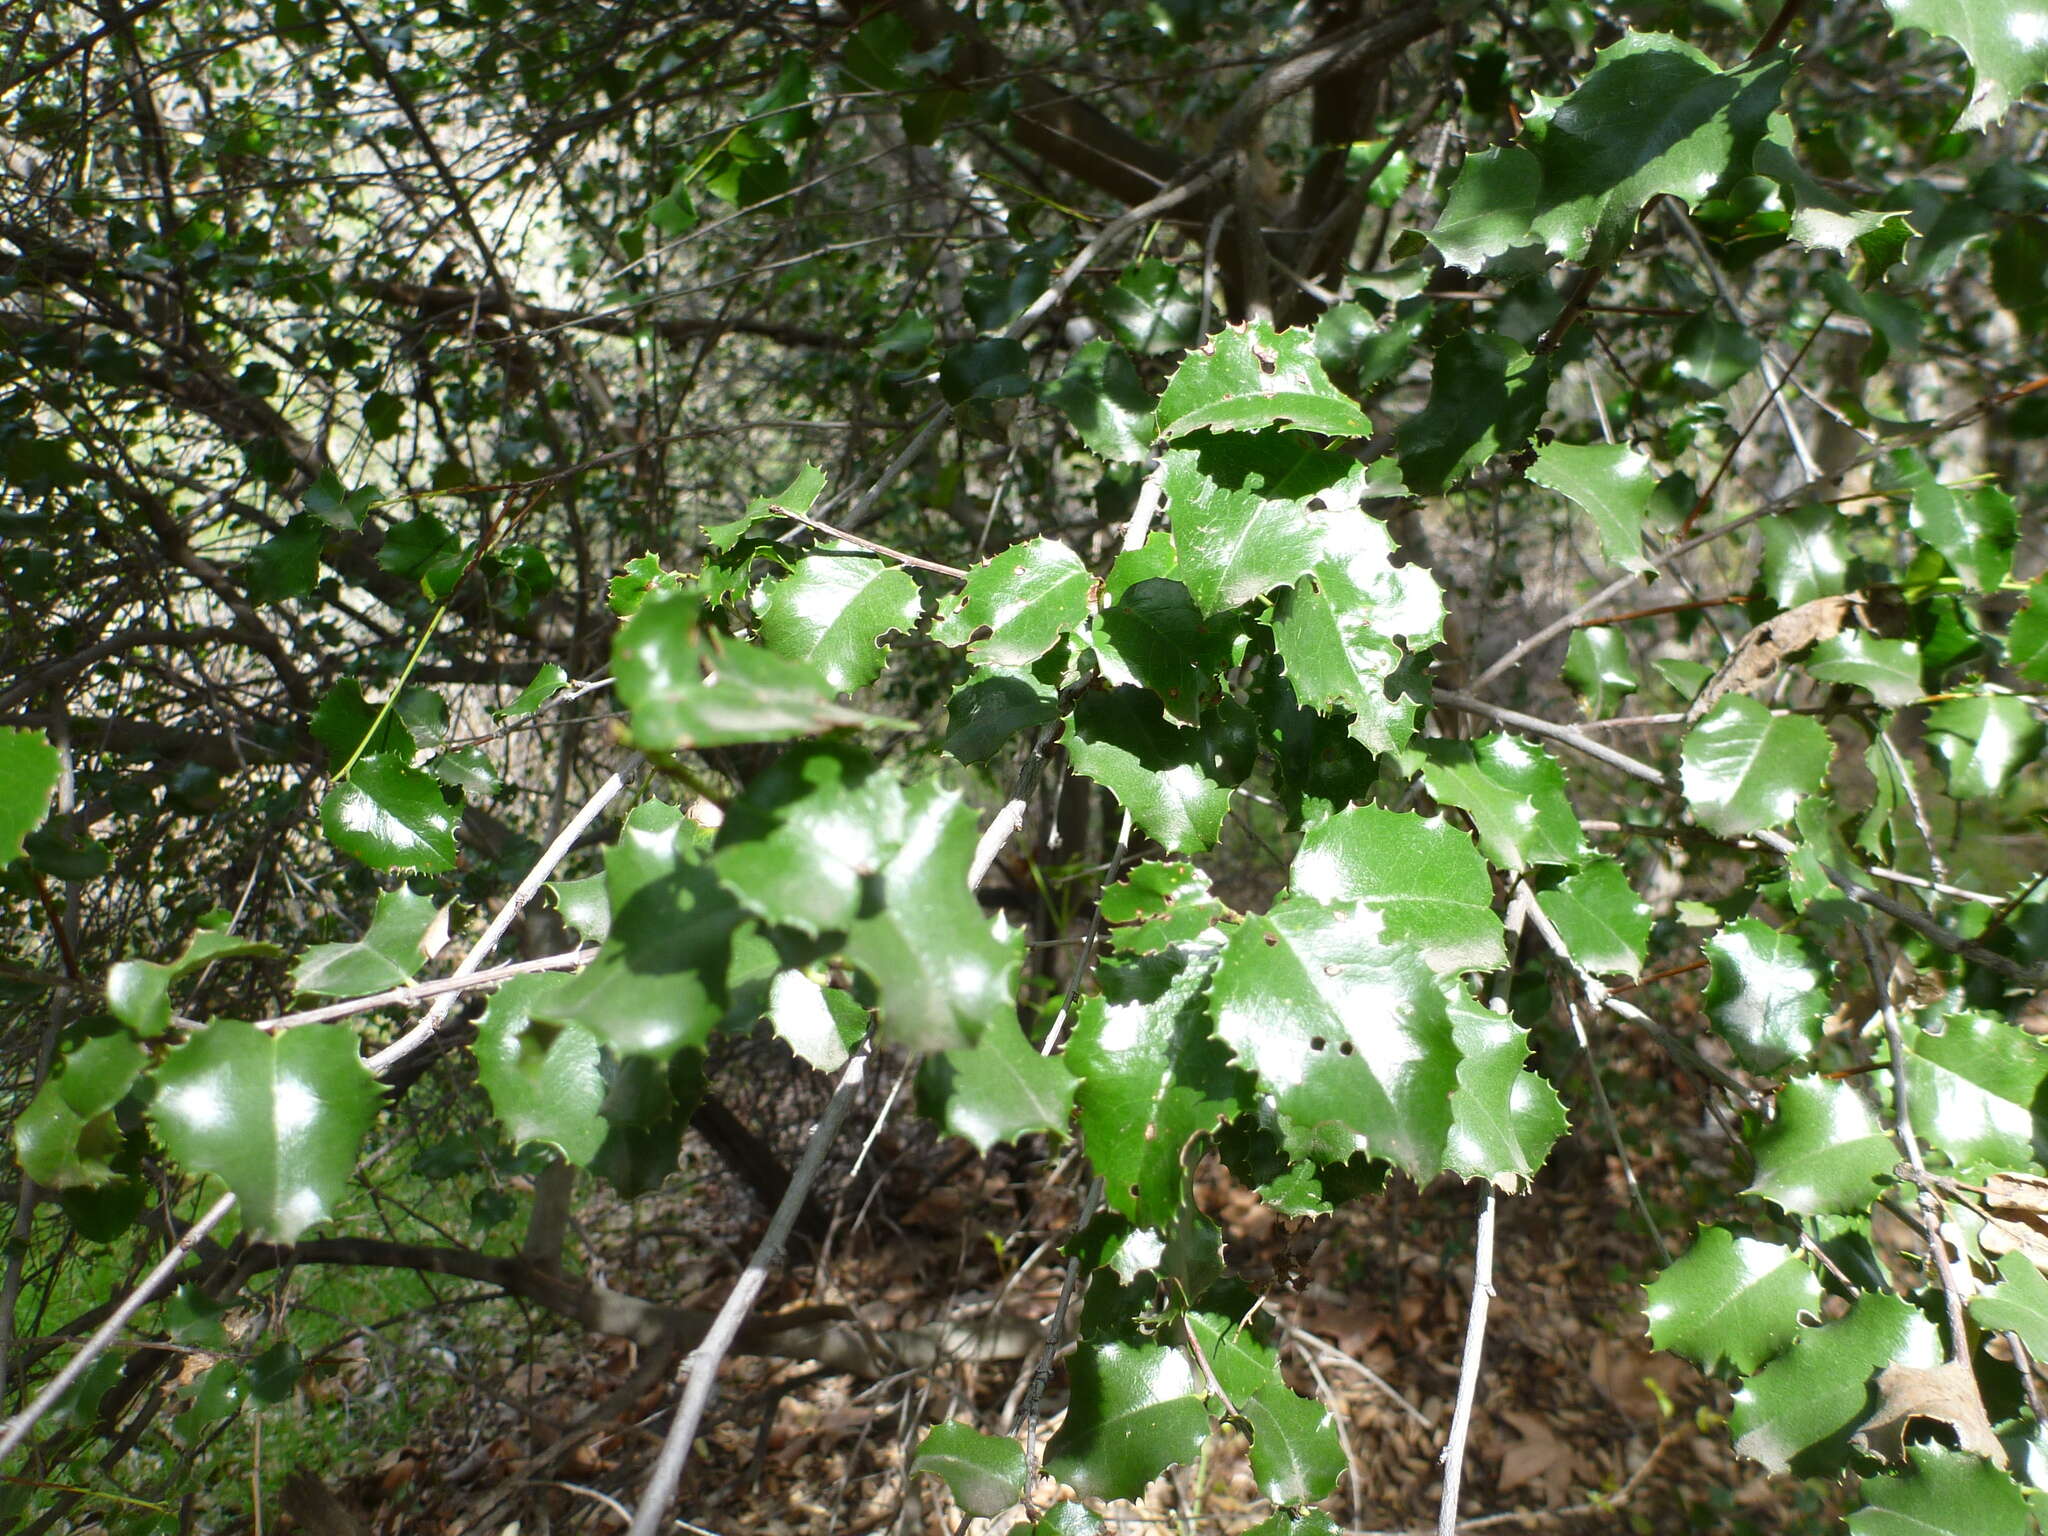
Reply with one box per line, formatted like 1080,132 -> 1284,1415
5,0 -> 2048,1531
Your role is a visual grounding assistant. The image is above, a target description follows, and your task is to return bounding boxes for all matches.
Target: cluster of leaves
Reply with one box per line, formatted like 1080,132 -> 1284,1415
8,0 -> 2048,1530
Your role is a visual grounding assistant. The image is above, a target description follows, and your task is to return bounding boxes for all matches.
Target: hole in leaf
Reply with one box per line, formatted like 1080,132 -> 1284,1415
1309,1035 -> 1326,1051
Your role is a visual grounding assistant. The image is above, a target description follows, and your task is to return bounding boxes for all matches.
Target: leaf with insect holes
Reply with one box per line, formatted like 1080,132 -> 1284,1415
932,538 -> 1091,667
1156,321 -> 1371,440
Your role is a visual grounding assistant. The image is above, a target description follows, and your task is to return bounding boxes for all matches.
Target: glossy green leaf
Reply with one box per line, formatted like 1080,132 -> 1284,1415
1025,1503 -> 1104,1536
1101,258 -> 1202,355
2006,578 -> 2048,683
472,971 -> 607,1166
149,1018 -> 380,1242
15,1032 -> 147,1189
107,923 -> 285,1039
615,590 -> 897,748
1883,0 -> 2048,128
944,664 -> 1058,764
290,888 -> 441,998
932,538 -> 1090,666
1064,688 -> 1244,856
1730,1293 -> 1942,1476
1242,1515 -> 1340,1536
920,1016 -> 1074,1152
1537,862 -> 1652,979
1414,734 -> 1586,871
1747,1077 -> 1896,1216
533,801 -> 741,1060
320,753 -> 458,872
1291,806 -> 1505,975
1445,994 -> 1569,1189
1891,449 -> 2016,591
1806,633 -> 1924,708
1564,627 -> 1640,718
1672,311 -> 1763,395
1924,695 -> 2042,799
716,744 -> 1021,1050
302,470 -> 376,530
1905,1012 -> 2048,1169
1644,1228 -> 1821,1375
1043,1336 -> 1210,1502
1428,32 -> 1788,269
608,556 -> 688,618
1972,1253 -> 2048,1361
0,725 -> 60,863
704,465 -> 827,553
939,337 -> 1031,404
1155,321 -> 1371,440
766,970 -> 867,1073
1047,339 -> 1157,462
1529,440 -> 1657,568
309,681 -> 410,763
1242,1381 -> 1346,1505
757,549 -> 923,692
1070,943 -> 1242,1226
1396,331 -> 1551,496
429,746 -> 501,797
1850,1445 -> 2032,1536
1761,508 -> 1851,608
1092,578 -> 1226,724
912,1422 -> 1026,1518
1099,861 -> 1228,954
1212,897 -> 1459,1176
1680,697 -> 1831,837
1269,579 -> 1425,754
1162,434 -> 1408,617
1703,919 -> 1826,1075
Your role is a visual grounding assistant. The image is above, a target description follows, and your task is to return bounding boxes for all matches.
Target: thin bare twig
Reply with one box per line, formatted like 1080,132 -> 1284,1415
626,1040 -> 874,1536
1436,1188 -> 1497,1536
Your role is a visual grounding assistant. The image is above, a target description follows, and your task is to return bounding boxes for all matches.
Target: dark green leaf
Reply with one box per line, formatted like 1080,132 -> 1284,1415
943,665 -> 1058,764
1100,258 -> 1202,355
494,663 -> 570,720
472,972 -> 607,1166
1882,0 -> 2048,128
939,337 -> 1031,404
932,538 -> 1090,667
534,801 -> 741,1060
1703,919 -> 1826,1075
912,1422 -> 1026,1518
244,514 -> 323,604
149,1018 -> 380,1241
291,887 -> 441,998
1047,339 -> 1157,462
1242,1381 -> 1346,1505
1099,861 -> 1228,954
1091,578 -> 1224,725
1155,321 -> 1371,440
1537,862 -> 1652,979
14,1031 -> 146,1188
1730,1293 -> 1941,1475
1849,1445 -> 2032,1536
1413,734 -> 1586,871
1891,448 -> 2016,591
1924,695 -> 2042,799
1291,806 -> 1505,975
1672,311 -> 1763,395
1761,508 -> 1852,609
302,471 -> 377,530
1529,441 -> 1658,568
0,725 -> 60,863
1212,897 -> 1459,1176
1428,32 -> 1788,269
1747,1078 -> 1896,1216
615,591 -> 898,749
1680,697 -> 1832,838
1644,1227 -> 1821,1374
429,746 -> 500,797
757,550 -> 922,692
1043,1336 -> 1210,1502
1396,332 -> 1552,496
1445,993 -> 1568,1189
320,753 -> 458,872
920,1017 -> 1074,1152
1806,633 -> 1924,708
1564,627 -> 1640,718
1070,943 -> 1242,1226
1905,1012 -> 2048,1169
1064,688 -> 1241,855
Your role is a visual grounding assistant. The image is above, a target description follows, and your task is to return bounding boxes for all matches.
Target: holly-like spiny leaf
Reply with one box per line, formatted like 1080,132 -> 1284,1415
1702,918 -> 1827,1076
918,1016 -> 1074,1153
1155,321 -> 1371,440
1099,861 -> 1228,954
912,1422 -> 1027,1518
0,725 -> 61,863
1536,861 -> 1652,979
1043,1335 -> 1211,1502
756,549 -> 923,693
1063,688 -> 1250,856
1290,806 -> 1504,975
15,1031 -> 147,1189
1445,994 -> 1569,1190
1924,695 -> 2043,800
1882,0 -> 2048,129
108,921 -> 285,1039
148,1019 -> 381,1242
1644,1227 -> 1822,1375
1047,338 -> 1157,462
1412,734 -> 1586,871
1746,1077 -> 1896,1216
1905,1011 -> 2048,1170
320,753 -> 459,872
931,537 -> 1091,667
1680,697 -> 1832,838
290,887 -> 443,999
472,972 -> 608,1166
1528,440 -> 1657,568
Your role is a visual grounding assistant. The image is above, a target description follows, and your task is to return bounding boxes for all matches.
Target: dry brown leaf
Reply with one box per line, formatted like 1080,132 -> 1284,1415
1852,1359 -> 2007,1467
1686,595 -> 1854,724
